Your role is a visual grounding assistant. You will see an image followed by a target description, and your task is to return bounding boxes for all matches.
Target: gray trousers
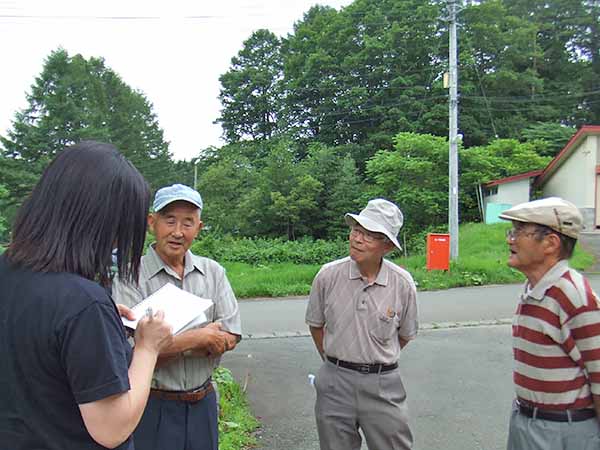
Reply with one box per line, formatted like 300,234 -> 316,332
315,359 -> 413,450
507,402 -> 600,450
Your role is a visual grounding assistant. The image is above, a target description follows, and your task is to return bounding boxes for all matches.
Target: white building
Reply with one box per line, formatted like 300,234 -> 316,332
480,125 -> 600,229
481,171 -> 541,223
535,125 -> 600,230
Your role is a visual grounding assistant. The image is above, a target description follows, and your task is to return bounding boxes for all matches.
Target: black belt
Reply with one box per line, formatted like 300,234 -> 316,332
516,400 -> 596,422
327,356 -> 398,374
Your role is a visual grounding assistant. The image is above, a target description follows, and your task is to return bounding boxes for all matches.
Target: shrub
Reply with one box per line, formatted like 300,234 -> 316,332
191,232 -> 348,265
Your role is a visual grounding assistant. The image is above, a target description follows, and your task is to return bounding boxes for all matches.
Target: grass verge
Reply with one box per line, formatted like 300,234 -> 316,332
225,223 -> 595,297
215,367 -> 260,450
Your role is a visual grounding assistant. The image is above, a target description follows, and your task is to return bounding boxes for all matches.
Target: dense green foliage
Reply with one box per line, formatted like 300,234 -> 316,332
216,30 -> 284,142
217,0 -> 598,150
192,234 -> 349,265
214,367 -> 259,450
0,184 -> 9,242
2,0 -> 598,246
198,139 -> 364,240
204,0 -> 596,242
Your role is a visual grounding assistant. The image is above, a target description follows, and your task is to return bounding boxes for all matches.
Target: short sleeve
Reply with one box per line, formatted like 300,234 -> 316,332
112,276 -> 144,308
566,308 -> 600,395
398,282 -> 418,340
306,269 -> 326,327
57,302 -> 131,404
213,269 -> 242,336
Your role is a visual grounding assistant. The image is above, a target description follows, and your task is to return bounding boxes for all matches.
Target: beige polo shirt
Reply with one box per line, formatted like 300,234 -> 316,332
112,245 -> 242,391
305,256 -> 418,365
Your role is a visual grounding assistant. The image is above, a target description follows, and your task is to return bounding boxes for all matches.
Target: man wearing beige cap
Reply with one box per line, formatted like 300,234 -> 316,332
305,198 -> 418,450
499,197 -> 600,450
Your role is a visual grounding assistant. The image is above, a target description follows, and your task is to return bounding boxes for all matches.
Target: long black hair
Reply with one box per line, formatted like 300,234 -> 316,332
6,141 -> 150,287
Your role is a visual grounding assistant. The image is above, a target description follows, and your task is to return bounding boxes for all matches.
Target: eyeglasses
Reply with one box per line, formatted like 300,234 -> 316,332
505,228 -> 538,242
350,226 -> 387,243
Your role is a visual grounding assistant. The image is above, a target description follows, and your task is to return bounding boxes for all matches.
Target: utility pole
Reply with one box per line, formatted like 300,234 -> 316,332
448,0 -> 459,260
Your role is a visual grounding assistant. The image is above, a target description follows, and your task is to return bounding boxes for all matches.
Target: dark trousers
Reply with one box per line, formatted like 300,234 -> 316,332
133,390 -> 218,450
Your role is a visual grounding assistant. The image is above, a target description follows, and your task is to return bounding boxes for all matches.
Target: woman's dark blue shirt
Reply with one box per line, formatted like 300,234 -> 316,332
0,255 -> 133,449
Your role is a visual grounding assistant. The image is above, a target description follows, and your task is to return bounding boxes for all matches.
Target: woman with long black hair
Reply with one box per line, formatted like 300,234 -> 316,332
0,141 -> 173,449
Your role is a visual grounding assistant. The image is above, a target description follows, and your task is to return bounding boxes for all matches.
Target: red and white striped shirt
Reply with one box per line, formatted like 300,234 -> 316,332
512,260 -> 600,410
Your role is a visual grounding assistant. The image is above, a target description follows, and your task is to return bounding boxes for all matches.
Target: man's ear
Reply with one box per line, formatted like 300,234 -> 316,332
383,240 -> 396,254
147,213 -> 156,234
544,232 -> 561,256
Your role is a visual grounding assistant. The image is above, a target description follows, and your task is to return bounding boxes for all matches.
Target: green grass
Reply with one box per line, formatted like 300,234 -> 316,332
215,367 -> 260,450
224,262 -> 320,298
224,222 -> 595,297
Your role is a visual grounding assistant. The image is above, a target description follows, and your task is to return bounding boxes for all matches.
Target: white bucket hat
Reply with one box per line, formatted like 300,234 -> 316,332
345,198 -> 404,249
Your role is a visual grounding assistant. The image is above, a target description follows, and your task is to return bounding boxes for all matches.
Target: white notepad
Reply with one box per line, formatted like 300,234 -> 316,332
121,283 -> 213,335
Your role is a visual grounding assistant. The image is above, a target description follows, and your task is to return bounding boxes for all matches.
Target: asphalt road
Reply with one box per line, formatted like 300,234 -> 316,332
238,275 -> 600,338
223,275 -> 600,450
223,326 -> 513,450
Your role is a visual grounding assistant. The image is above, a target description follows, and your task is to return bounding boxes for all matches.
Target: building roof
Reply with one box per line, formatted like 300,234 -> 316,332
534,125 -> 600,188
483,170 -> 542,188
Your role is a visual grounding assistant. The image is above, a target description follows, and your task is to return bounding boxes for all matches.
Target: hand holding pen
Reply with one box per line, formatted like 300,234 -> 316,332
135,307 -> 172,354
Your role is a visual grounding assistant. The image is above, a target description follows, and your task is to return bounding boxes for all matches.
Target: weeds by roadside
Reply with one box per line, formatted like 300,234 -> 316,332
215,367 -> 260,450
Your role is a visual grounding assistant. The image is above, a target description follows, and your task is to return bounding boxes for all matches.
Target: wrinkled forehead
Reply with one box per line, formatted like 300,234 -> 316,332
352,223 -> 386,237
157,200 -> 201,217
512,221 -> 543,232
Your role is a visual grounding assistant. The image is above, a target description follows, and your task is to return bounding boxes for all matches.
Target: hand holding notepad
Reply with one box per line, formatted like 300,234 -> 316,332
121,283 -> 213,335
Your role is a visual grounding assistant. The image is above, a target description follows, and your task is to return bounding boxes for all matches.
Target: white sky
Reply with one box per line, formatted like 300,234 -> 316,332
0,0 -> 352,160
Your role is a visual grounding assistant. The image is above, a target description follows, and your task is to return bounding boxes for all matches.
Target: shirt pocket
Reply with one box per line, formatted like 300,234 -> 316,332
370,313 -> 398,344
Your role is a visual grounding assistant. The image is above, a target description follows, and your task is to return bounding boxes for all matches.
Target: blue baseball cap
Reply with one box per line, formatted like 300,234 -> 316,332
153,184 -> 203,212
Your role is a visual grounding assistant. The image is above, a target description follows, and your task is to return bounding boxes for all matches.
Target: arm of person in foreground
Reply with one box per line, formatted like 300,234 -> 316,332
309,326 -> 325,360
78,312 -> 173,449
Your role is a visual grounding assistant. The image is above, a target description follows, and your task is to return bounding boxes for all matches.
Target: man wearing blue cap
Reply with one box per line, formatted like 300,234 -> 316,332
113,184 -> 241,450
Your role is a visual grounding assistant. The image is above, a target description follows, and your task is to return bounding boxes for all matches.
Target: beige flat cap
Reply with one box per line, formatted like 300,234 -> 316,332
499,197 -> 583,239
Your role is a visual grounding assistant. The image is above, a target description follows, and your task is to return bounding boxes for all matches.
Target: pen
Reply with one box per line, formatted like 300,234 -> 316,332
146,307 -> 153,322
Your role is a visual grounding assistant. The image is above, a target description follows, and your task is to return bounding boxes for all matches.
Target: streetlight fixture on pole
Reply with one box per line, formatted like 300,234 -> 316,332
193,158 -> 200,191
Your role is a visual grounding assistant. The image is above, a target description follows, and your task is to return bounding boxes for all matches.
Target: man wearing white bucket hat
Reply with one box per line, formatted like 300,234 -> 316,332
305,198 -> 418,450
499,197 -> 600,450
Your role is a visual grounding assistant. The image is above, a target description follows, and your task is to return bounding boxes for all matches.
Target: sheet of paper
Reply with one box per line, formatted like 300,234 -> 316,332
121,283 -> 213,334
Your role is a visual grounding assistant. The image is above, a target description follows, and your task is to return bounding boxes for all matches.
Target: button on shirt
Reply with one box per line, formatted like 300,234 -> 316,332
112,246 -> 242,391
305,256 -> 418,365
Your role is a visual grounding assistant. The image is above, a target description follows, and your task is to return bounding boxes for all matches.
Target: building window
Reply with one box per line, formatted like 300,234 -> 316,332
484,186 -> 498,197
